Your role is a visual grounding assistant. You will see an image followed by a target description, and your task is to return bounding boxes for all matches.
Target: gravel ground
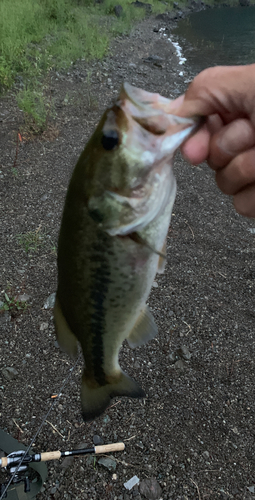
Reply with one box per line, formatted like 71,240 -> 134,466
1,5 -> 255,500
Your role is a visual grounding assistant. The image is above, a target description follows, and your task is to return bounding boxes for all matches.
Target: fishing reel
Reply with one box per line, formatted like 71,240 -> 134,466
0,451 -> 30,498
0,429 -> 47,500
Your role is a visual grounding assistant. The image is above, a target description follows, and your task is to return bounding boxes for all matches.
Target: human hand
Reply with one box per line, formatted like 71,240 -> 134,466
171,65 -> 255,218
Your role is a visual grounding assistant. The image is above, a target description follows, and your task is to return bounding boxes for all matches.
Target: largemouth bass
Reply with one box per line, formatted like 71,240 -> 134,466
54,83 -> 198,421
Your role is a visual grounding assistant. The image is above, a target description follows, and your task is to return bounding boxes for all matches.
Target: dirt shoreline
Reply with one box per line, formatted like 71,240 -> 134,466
1,6 -> 255,500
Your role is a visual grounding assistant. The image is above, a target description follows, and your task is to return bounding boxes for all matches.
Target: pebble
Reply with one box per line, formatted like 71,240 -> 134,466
177,345 -> 192,360
2,367 -> 18,380
17,293 -> 30,302
93,435 -> 104,445
174,359 -> 186,370
124,475 -> 140,490
98,456 -> 117,471
60,456 -> 74,469
139,478 -> 162,500
169,352 -> 177,364
43,292 -> 56,309
247,486 -> 255,493
202,451 -> 210,459
152,281 -> 158,288
114,5 -> 123,17
40,322 -> 49,331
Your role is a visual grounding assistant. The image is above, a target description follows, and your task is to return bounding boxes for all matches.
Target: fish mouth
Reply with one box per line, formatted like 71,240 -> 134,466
119,82 -> 200,137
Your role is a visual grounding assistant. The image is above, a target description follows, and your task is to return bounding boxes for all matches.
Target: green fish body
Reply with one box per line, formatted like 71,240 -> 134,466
54,83 -> 198,421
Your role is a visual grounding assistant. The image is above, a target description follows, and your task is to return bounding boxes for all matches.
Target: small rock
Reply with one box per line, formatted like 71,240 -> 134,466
174,359 -> 186,370
139,478 -> 162,500
129,63 -> 137,69
51,487 -> 57,494
169,352 -> 177,364
41,194 -> 48,202
103,414 -> 110,424
112,473 -> 117,481
152,281 -> 158,288
93,435 -> 104,445
86,455 -> 95,466
202,451 -> 210,459
98,456 -> 116,471
134,360 -> 140,369
144,55 -> 164,63
124,475 -> 140,490
136,442 -> 144,450
43,292 -> 56,309
0,301 -> 4,309
40,322 -> 49,331
114,5 -> 123,17
17,293 -> 30,302
131,0 -> 152,11
153,27 -> 159,32
54,340 -> 60,348
247,486 -> 255,493
177,345 -> 191,361
60,456 -> 74,469
2,367 -> 18,381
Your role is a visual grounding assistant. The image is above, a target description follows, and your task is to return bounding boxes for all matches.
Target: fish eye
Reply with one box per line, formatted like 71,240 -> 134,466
101,130 -> 119,151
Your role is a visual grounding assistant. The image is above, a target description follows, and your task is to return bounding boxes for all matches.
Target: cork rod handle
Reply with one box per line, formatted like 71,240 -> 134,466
95,442 -> 125,454
0,457 -> 8,468
40,451 -> 61,462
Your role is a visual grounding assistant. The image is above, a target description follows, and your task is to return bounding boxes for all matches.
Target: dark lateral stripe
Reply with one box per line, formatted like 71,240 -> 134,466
90,235 -> 112,386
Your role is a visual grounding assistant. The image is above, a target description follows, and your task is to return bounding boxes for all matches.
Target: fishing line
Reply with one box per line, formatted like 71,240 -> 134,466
0,353 -> 82,500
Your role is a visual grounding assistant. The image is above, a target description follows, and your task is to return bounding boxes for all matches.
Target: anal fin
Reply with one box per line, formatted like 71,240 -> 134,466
127,305 -> 158,349
54,296 -> 78,358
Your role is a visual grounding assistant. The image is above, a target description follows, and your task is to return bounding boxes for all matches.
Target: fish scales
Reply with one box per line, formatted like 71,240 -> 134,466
54,83 -> 199,421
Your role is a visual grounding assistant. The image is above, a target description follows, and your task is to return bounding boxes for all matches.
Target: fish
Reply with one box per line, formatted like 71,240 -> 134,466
54,83 -> 199,421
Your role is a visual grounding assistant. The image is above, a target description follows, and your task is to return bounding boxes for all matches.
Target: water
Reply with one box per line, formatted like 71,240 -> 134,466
173,6 -> 255,75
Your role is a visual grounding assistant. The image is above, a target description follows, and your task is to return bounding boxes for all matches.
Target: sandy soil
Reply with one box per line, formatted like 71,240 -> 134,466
1,6 -> 255,500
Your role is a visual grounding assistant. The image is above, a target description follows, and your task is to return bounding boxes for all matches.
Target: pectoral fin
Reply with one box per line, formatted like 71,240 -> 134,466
127,305 -> 158,349
54,296 -> 78,358
158,241 -> 167,274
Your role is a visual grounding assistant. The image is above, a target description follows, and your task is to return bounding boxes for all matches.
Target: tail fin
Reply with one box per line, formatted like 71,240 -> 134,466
81,371 -> 145,421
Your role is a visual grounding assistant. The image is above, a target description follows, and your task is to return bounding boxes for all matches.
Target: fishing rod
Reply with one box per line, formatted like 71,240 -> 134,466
0,441 -> 124,498
0,442 -> 125,469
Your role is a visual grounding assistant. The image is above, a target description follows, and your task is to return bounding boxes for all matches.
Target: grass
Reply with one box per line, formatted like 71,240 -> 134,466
0,0 -> 168,93
0,0 -> 251,130
17,225 -> 46,253
0,0 -> 174,130
0,290 -> 29,318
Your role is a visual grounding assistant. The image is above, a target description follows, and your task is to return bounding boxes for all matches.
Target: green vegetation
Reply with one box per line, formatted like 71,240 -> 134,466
0,292 -> 28,314
0,0 -> 173,92
0,0 -> 176,130
0,0 -> 252,130
17,226 -> 46,253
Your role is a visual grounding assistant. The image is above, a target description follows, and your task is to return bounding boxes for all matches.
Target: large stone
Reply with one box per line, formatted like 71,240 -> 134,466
98,456 -> 116,471
139,478 -> 162,500
131,1 -> 152,12
114,5 -> 123,17
2,367 -> 18,381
